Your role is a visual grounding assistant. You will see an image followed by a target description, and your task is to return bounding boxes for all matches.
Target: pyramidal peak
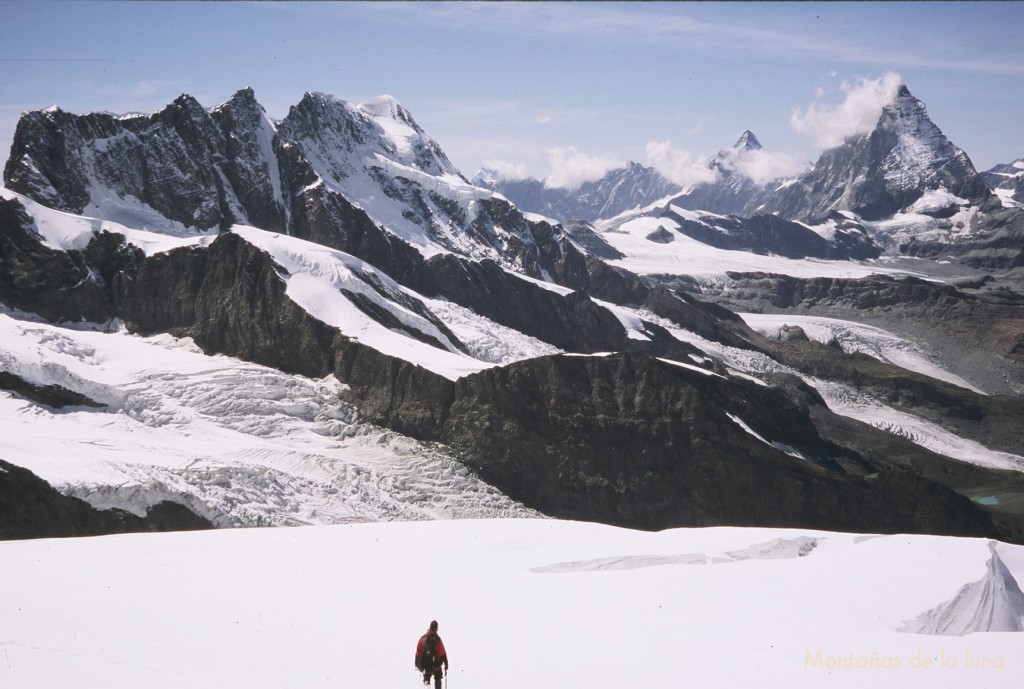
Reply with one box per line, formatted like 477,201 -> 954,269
734,130 -> 763,151
754,81 -> 994,222
874,84 -> 984,197
166,92 -> 208,118
878,84 -> 937,135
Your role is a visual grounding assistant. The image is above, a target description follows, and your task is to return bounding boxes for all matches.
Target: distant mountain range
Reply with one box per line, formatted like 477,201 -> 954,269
2,82 -> 1024,543
473,161 -> 680,224
481,85 -> 1024,269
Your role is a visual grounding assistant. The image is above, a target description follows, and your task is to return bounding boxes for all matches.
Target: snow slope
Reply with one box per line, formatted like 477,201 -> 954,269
0,519 -> 1021,689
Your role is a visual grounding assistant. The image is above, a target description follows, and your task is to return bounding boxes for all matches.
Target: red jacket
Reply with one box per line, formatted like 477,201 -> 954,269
415,630 -> 448,670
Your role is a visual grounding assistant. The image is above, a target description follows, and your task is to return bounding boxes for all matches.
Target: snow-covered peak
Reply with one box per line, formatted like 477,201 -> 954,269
876,85 -> 984,198
282,91 -> 460,179
358,94 -> 417,127
734,130 -> 763,151
878,85 -> 944,148
755,83 -> 993,222
472,165 -> 504,187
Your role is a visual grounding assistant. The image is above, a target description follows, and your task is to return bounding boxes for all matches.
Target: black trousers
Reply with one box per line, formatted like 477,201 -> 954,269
422,666 -> 444,689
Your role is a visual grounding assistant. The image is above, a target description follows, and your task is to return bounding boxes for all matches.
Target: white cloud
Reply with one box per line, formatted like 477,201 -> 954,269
644,140 -> 718,188
544,146 -> 624,190
480,158 -> 530,181
790,72 -> 903,149
719,148 -> 809,185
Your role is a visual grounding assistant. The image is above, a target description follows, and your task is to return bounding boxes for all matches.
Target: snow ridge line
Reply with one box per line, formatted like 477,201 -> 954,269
901,541 -> 1024,635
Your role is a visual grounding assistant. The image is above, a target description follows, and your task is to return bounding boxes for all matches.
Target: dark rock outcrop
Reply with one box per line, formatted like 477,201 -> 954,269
561,220 -> 626,260
0,371 -> 103,409
113,231 -> 340,378
0,197 -> 113,322
6,98 -> 227,229
0,459 -> 212,540
209,87 -> 289,232
422,353 -> 996,537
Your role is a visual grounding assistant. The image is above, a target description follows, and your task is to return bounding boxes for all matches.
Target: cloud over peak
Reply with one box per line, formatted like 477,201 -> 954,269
644,140 -> 718,189
790,72 -> 904,150
544,146 -> 625,190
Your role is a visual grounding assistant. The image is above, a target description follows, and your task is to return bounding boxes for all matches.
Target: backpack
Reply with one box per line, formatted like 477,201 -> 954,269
417,632 -> 439,671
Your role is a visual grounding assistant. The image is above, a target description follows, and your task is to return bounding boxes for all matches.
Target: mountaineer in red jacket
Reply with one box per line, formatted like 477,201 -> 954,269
415,620 -> 449,688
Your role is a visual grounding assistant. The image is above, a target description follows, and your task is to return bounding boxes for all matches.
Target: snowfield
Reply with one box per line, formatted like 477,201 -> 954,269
0,519 -> 1022,689
597,207 -> 917,279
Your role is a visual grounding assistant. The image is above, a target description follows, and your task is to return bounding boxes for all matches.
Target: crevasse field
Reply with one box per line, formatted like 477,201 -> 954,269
1,519 -> 1022,689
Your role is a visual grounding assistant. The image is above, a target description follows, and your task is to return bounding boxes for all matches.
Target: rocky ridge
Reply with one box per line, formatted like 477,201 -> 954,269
2,88 -> 1024,542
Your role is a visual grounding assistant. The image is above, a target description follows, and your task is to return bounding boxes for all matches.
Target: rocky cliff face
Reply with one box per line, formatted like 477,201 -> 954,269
413,353 -> 996,537
5,95 -> 246,231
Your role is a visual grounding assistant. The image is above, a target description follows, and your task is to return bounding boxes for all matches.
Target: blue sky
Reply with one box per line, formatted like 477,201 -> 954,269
2,2 -> 1023,186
